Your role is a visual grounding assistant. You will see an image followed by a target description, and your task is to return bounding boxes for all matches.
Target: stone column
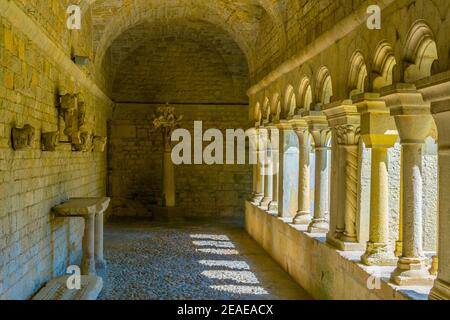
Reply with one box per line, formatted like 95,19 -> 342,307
259,127 -> 273,209
153,106 -> 182,207
336,125 -> 360,242
252,128 -> 264,204
291,118 -> 312,224
430,99 -> 450,299
382,85 -> 434,285
81,213 -> 96,276
304,112 -> 330,233
354,93 -> 398,266
323,100 -> 364,250
268,126 -> 280,213
94,199 -> 110,270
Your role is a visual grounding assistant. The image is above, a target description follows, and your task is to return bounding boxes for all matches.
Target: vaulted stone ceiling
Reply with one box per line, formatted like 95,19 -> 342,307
82,0 -> 285,103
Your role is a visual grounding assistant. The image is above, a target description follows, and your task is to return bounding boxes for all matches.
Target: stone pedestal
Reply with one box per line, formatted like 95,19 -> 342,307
53,197 -> 111,276
355,93 -> 398,266
304,111 -> 330,233
382,84 -> 434,285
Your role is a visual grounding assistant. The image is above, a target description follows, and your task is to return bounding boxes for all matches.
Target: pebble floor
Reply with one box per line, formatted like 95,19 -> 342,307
99,217 -> 312,300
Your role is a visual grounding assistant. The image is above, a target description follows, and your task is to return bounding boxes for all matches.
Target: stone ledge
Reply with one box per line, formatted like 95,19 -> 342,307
245,201 -> 432,300
32,276 -> 103,300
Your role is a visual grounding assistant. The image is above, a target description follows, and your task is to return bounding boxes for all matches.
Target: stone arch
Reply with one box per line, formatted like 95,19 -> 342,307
372,41 -> 397,91
348,51 -> 368,97
403,20 -> 439,83
271,93 -> 281,121
315,67 -> 333,105
284,85 -> 297,117
298,77 -> 313,111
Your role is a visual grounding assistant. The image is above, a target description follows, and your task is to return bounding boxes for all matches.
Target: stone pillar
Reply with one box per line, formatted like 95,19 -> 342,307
268,126 -> 280,213
250,128 -> 263,204
304,112 -> 330,233
354,93 -> 398,266
291,118 -> 312,224
382,85 -> 434,285
259,128 -> 273,209
336,125 -> 361,242
323,100 -> 364,250
95,198 -> 110,270
81,213 -> 96,276
252,128 -> 265,204
153,106 -> 182,208
163,147 -> 175,207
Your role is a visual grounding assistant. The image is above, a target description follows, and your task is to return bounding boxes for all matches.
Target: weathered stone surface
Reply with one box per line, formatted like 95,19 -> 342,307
32,276 -> 103,300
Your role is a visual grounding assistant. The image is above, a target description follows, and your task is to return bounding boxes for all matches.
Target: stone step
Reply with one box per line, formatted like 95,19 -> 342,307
32,276 -> 103,300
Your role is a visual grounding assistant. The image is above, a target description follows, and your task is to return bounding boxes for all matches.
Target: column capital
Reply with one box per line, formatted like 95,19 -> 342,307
353,92 -> 398,149
381,83 -> 433,143
336,124 -> 361,146
322,99 -> 360,128
381,83 -> 431,116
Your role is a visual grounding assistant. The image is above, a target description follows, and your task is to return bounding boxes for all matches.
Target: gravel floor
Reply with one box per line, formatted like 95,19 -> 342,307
99,217 -> 311,300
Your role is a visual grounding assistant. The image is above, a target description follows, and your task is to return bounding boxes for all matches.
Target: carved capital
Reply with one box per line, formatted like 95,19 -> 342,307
72,132 -> 91,152
12,124 -> 35,150
310,127 -> 330,149
41,131 -> 59,151
92,136 -> 107,152
336,124 -> 361,146
153,106 -> 183,151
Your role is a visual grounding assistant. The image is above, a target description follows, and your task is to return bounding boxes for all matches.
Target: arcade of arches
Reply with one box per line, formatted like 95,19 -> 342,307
1,0 -> 450,300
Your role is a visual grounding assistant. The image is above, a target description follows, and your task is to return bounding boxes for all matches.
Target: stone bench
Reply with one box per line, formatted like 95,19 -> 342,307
32,276 -> 103,300
53,197 -> 110,275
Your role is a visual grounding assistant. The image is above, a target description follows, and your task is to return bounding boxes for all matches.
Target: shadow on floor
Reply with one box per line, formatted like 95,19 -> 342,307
99,217 -> 312,300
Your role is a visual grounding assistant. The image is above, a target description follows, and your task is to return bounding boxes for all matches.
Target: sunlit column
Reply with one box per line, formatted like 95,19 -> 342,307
323,100 -> 363,250
291,118 -> 312,225
430,99 -> 450,299
304,112 -> 330,233
259,128 -> 273,209
383,85 -> 434,285
354,93 -> 398,266
251,128 -> 264,204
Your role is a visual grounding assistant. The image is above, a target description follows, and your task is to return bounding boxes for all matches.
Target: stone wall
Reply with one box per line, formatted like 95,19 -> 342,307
109,103 -> 252,218
0,4 -> 111,299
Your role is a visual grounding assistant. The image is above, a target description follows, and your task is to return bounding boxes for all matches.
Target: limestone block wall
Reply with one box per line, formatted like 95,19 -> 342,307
109,103 -> 252,218
0,6 -> 111,299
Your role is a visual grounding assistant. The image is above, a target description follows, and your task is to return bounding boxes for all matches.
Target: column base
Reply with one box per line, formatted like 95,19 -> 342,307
307,218 -> 328,233
81,258 -> 97,276
327,236 -> 366,251
429,279 -> 450,300
390,257 -> 435,286
259,197 -> 272,209
361,242 -> 397,266
429,256 -> 438,276
292,211 -> 311,225
268,201 -> 278,213
333,229 -> 344,241
96,259 -> 107,270
251,193 -> 264,205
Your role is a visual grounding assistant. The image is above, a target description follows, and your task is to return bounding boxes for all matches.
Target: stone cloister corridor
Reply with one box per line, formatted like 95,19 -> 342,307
1,0 -> 450,303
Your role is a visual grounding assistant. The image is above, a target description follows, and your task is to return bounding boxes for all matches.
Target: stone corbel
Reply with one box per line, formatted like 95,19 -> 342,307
12,124 -> 35,150
41,131 -> 59,151
72,132 -> 92,152
58,92 -> 88,146
92,136 -> 107,152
